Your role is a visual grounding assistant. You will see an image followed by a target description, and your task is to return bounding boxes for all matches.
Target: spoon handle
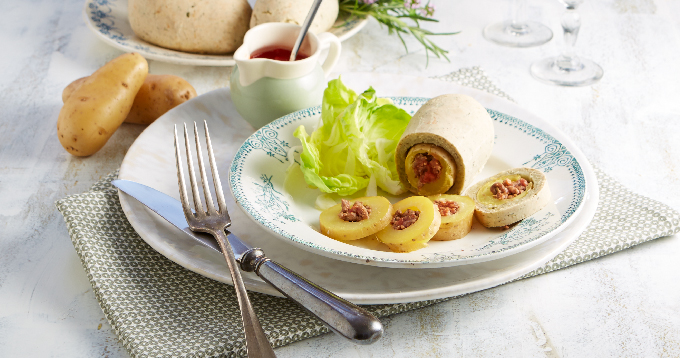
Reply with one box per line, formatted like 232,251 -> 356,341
290,0 -> 324,61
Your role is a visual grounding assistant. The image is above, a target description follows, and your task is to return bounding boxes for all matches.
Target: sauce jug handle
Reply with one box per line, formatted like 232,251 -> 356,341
316,33 -> 342,77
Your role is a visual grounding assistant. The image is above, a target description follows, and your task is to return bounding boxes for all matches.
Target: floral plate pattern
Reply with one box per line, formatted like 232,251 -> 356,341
229,97 -> 588,268
83,0 -> 368,66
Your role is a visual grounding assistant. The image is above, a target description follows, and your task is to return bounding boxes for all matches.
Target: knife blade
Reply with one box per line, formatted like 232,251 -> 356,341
112,179 -> 383,345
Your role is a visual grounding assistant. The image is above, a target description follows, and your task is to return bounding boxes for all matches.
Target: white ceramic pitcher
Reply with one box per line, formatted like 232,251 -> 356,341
230,23 -> 342,129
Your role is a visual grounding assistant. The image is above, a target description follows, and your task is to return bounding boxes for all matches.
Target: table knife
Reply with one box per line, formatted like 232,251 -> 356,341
112,179 -> 383,345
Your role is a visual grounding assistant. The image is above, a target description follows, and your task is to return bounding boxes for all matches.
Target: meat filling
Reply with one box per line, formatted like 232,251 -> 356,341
490,178 -> 529,200
412,153 -> 442,187
434,199 -> 460,216
391,209 -> 420,230
338,199 -> 371,222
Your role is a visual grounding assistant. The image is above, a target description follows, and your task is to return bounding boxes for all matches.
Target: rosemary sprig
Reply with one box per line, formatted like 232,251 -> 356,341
338,0 -> 458,64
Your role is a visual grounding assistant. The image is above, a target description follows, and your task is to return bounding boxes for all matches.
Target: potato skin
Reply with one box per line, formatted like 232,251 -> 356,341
62,77 -> 87,103
58,53 -> 148,156
126,75 -> 197,125
62,74 -> 196,125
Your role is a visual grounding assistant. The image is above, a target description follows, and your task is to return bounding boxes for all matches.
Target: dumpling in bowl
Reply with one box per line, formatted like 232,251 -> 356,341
128,0 -> 252,54
250,0 -> 338,34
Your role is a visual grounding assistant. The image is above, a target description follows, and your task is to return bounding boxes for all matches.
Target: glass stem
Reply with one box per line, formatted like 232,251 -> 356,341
557,6 -> 583,70
509,0 -> 529,33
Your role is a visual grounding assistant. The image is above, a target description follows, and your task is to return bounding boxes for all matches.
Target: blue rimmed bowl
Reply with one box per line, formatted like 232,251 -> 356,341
229,97 -> 588,268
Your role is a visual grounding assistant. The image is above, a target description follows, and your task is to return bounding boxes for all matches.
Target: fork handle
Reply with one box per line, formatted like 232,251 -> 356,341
241,249 -> 383,345
214,231 -> 277,358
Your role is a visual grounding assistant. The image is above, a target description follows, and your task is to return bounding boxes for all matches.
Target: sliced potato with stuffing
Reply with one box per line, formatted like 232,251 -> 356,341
375,196 -> 441,253
319,196 -> 393,241
428,194 -> 474,241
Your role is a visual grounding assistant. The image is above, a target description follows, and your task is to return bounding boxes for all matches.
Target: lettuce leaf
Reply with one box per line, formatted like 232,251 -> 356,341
292,78 -> 410,196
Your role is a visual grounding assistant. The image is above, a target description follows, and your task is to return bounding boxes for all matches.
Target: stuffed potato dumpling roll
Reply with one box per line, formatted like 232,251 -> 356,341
396,94 -> 494,196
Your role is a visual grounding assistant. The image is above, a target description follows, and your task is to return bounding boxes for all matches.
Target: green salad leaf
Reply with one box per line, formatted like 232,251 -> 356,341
293,78 -> 411,196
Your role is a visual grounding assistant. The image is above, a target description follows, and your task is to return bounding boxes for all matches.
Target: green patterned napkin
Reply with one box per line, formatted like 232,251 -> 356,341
56,69 -> 679,358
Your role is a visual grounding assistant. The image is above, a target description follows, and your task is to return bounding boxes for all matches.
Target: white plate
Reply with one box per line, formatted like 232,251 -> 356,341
83,0 -> 368,66
230,103 -> 589,268
118,73 -> 597,303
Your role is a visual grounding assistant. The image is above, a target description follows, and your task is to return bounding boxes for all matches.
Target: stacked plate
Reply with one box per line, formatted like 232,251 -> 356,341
118,73 -> 598,304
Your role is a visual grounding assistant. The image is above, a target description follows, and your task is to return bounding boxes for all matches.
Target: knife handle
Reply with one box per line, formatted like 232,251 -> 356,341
240,248 -> 383,345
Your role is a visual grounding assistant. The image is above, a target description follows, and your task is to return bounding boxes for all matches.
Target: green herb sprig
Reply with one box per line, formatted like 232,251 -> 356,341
338,0 -> 458,64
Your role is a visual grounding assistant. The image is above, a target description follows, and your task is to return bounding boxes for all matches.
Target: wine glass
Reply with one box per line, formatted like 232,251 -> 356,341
483,0 -> 553,47
530,0 -> 603,86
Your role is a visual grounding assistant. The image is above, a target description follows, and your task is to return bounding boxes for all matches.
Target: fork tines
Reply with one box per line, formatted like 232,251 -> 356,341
174,121 -> 230,225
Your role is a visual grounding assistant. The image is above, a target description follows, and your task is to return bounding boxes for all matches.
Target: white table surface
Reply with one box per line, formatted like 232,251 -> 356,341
1,0 -> 679,357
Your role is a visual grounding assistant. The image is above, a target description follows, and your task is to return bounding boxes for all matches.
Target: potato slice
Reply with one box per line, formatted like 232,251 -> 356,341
428,194 -> 474,241
376,196 -> 441,253
404,143 -> 456,196
319,196 -> 393,241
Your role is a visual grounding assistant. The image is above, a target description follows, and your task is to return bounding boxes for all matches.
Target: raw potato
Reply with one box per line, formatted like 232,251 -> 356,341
128,0 -> 251,54
57,53 -> 148,156
62,77 -> 87,103
428,194 -> 475,241
250,0 -> 338,34
319,197 -> 393,241
395,94 -> 495,196
126,75 -> 197,124
63,74 -> 197,125
376,196 -> 441,253
464,168 -> 551,228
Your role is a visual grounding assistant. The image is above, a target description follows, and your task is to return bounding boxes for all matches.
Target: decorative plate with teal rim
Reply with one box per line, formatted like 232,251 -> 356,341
230,97 -> 588,268
83,0 -> 368,66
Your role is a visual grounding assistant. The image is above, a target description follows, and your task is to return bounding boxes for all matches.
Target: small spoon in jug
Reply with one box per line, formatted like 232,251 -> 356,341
289,0 -> 324,61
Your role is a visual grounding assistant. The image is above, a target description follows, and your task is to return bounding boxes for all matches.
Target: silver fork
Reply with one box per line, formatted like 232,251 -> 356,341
175,121 -> 276,358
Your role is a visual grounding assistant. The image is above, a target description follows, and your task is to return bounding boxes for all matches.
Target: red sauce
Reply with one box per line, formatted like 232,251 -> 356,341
250,46 -> 310,61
